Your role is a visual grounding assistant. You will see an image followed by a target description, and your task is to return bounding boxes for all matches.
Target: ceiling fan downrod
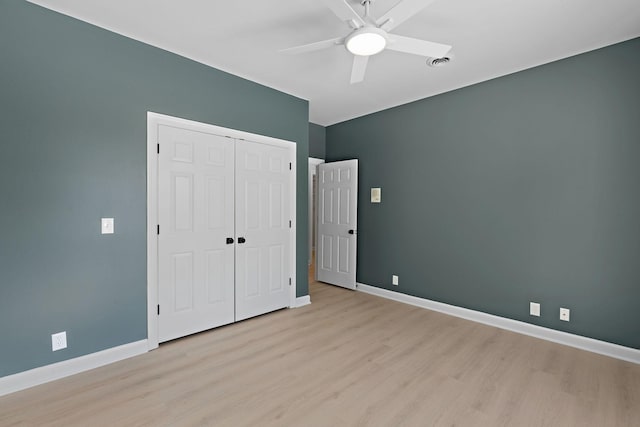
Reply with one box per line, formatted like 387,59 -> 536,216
361,0 -> 372,19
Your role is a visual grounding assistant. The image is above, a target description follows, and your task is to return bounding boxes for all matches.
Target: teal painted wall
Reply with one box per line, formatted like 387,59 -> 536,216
326,38 -> 640,349
309,123 -> 326,159
0,0 -> 308,377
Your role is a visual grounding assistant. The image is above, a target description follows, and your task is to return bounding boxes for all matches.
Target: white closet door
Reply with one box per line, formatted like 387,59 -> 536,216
235,139 -> 292,321
157,125 -> 235,342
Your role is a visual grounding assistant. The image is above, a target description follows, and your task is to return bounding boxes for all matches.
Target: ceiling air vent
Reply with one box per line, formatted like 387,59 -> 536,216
426,54 -> 454,67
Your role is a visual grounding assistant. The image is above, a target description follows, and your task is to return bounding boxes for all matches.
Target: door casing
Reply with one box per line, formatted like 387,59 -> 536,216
308,158 -> 324,265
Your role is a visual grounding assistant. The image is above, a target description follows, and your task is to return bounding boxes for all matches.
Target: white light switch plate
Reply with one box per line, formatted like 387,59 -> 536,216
371,188 -> 381,203
101,218 -> 114,234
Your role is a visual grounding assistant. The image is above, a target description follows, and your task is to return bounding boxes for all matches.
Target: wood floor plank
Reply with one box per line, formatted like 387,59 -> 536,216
1,280 -> 638,426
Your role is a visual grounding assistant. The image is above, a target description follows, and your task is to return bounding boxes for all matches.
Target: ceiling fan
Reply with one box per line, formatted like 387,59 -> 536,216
281,0 -> 452,84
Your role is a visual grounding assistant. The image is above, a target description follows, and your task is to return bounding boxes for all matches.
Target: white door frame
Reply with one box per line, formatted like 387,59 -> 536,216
146,112 -> 297,350
308,158 -> 324,265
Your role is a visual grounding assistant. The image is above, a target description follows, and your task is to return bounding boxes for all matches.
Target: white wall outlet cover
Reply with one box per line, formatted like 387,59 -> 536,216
371,188 -> 381,203
560,308 -> 570,322
530,302 -> 540,317
52,331 -> 67,351
392,275 -> 399,286
101,218 -> 114,234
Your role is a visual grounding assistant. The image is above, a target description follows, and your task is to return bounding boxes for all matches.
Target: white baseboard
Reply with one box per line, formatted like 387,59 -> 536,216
293,295 -> 311,308
0,340 -> 148,397
356,283 -> 640,365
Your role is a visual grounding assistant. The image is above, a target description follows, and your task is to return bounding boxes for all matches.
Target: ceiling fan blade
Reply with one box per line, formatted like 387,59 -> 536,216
376,0 -> 437,31
350,55 -> 369,84
386,35 -> 451,58
324,0 -> 366,28
280,37 -> 344,55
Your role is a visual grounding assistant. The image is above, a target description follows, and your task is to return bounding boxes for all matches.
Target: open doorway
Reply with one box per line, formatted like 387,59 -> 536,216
308,158 -> 324,282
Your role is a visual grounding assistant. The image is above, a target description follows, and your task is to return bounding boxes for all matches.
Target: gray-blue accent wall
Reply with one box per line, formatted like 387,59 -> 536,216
309,123 -> 326,160
326,37 -> 640,349
0,0 -> 309,377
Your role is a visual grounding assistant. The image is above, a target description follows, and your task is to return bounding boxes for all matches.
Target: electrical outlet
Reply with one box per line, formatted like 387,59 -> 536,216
560,308 -> 570,322
530,302 -> 540,317
392,275 -> 399,286
52,331 -> 67,351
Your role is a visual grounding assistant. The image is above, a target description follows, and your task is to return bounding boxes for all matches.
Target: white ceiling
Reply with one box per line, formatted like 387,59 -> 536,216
28,0 -> 640,126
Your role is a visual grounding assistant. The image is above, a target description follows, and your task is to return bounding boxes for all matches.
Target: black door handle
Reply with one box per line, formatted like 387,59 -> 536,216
226,237 -> 234,244
348,229 -> 356,235
238,237 -> 246,244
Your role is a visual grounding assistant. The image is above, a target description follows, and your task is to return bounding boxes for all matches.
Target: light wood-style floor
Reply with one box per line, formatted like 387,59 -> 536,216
1,280 -> 639,426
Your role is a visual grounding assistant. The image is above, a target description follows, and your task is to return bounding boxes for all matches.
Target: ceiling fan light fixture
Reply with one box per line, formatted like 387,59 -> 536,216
345,27 -> 387,56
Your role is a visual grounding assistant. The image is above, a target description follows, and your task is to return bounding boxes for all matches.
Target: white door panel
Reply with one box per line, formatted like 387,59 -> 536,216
235,139 -> 291,321
316,160 -> 358,289
158,125 -> 235,342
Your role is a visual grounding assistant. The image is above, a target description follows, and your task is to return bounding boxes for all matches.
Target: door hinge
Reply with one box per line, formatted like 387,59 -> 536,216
289,220 -> 292,228
157,304 -> 160,315
157,224 -> 160,235
289,162 -> 292,170
289,278 -> 292,286
157,143 -> 160,154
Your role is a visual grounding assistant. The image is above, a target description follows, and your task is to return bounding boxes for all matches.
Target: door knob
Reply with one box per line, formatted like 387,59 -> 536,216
226,237 -> 234,244
348,229 -> 356,235
238,237 -> 246,244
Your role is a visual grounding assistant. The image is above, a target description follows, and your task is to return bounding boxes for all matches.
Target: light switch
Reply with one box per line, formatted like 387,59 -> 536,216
101,218 -> 114,234
371,187 -> 381,203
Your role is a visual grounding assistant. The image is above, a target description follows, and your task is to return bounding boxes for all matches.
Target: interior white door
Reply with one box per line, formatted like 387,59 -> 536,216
157,125 -> 235,342
235,139 -> 292,320
316,159 -> 358,289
